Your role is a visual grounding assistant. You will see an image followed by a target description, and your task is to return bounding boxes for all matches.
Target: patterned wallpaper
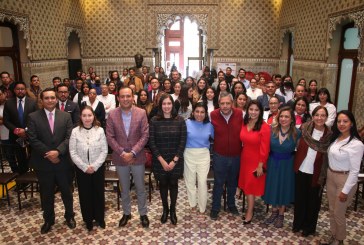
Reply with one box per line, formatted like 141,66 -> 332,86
279,0 -> 364,61
0,0 -> 85,60
214,0 -> 281,58
82,0 -> 149,58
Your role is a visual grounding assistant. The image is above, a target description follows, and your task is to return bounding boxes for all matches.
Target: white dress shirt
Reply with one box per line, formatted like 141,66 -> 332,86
246,87 -> 263,100
97,94 -> 116,119
328,137 -> 364,194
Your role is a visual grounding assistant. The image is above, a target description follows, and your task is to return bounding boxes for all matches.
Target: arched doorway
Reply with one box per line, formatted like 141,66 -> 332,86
158,14 -> 207,78
67,31 -> 82,80
0,22 -> 22,82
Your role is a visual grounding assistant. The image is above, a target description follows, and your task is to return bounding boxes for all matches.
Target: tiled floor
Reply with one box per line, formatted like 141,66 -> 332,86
0,177 -> 364,245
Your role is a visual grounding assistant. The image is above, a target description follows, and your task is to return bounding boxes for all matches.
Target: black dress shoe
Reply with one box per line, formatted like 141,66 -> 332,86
302,230 -> 315,237
86,222 -> 93,231
40,222 -> 54,234
160,209 -> 169,224
292,227 -> 300,233
98,220 -> 106,229
66,217 -> 76,229
118,214 -> 131,227
170,210 -> 177,225
140,215 -> 149,228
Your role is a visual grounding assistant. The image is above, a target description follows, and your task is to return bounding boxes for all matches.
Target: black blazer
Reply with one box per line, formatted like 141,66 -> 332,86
57,100 -> 80,126
148,90 -> 159,103
27,109 -> 73,171
3,97 -> 38,142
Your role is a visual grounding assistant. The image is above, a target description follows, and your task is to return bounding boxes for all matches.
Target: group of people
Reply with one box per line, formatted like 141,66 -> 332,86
0,66 -> 363,245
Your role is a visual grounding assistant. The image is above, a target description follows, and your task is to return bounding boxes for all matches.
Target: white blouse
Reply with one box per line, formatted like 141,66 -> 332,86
69,126 -> 108,173
328,137 -> 364,194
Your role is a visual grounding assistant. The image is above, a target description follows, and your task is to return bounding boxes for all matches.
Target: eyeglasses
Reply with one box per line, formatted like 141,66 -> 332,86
57,91 -> 69,94
89,92 -> 97,95
15,88 -> 25,91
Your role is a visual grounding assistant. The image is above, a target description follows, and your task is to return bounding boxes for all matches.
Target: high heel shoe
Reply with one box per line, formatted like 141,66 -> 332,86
243,212 -> 254,225
160,208 -> 169,224
170,210 -> 177,225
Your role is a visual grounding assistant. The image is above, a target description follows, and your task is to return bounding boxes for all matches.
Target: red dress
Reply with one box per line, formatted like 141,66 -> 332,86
238,122 -> 271,196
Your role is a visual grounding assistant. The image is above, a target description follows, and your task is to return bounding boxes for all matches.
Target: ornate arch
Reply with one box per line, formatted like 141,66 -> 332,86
326,9 -> 364,62
279,25 -> 295,57
0,9 -> 31,58
65,25 -> 84,57
156,13 -> 208,48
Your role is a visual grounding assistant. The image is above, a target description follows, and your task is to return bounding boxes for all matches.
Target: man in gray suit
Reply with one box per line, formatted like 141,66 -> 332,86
27,88 -> 76,234
106,87 -> 150,228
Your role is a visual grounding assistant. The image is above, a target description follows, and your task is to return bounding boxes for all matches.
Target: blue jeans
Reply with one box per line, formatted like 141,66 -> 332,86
211,153 -> 240,212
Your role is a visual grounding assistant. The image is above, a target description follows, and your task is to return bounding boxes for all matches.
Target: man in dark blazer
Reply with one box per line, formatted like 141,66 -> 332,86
56,83 -> 80,126
257,81 -> 285,111
3,81 -> 38,174
106,87 -> 150,228
27,88 -> 76,234
148,77 -> 160,104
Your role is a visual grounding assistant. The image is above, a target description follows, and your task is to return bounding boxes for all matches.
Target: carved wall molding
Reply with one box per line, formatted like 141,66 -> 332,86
279,25 -> 295,58
156,13 -> 208,48
326,8 -> 364,62
21,59 -> 68,68
65,25 -> 84,57
0,9 -> 31,58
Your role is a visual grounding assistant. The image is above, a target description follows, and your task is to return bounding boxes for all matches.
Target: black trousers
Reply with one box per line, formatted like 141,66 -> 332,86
158,174 -> 178,211
293,171 -> 323,233
14,144 -> 29,174
75,165 -> 105,223
36,168 -> 74,223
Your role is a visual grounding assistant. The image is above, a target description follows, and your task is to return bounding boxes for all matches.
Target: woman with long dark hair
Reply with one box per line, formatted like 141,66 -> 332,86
231,81 -> 246,99
293,97 -> 311,128
73,81 -> 91,108
177,84 -> 193,120
263,107 -> 300,228
310,88 -> 337,127
276,75 -> 294,102
184,102 -> 214,215
202,87 -> 219,119
149,94 -> 187,225
307,80 -> 318,103
216,80 -> 230,99
322,111 -> 364,244
233,92 -> 249,117
192,78 -> 208,104
238,100 -> 270,224
293,106 -> 332,237
69,106 -> 108,231
136,90 -> 153,118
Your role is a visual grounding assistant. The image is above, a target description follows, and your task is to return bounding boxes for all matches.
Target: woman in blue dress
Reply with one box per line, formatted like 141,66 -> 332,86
263,106 -> 301,228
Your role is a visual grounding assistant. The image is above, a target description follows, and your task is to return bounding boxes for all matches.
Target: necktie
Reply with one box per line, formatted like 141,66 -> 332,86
153,91 -> 157,104
18,98 -> 24,127
49,112 -> 54,133
61,102 -> 65,111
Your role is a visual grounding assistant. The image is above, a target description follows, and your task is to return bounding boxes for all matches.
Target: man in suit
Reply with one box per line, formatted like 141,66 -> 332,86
150,66 -> 162,83
148,77 -> 160,105
27,88 -> 76,234
257,81 -> 285,111
106,87 -> 150,228
56,83 -> 80,126
3,81 -> 38,174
